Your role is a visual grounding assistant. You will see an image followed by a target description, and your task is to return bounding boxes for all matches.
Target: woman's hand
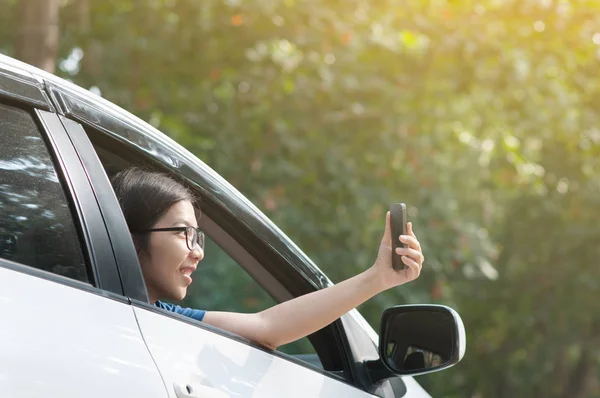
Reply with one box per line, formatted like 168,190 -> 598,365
372,211 -> 424,290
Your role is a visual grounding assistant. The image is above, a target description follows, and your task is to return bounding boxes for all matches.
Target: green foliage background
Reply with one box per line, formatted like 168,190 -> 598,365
2,0 -> 599,396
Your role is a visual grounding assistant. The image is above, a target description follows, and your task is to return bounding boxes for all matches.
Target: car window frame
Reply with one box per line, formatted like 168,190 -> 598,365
75,121 -> 357,381
0,100 -> 125,300
58,116 -> 148,301
52,101 -> 369,386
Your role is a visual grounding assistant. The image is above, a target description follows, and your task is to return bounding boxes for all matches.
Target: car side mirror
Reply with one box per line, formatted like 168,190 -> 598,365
366,305 -> 466,383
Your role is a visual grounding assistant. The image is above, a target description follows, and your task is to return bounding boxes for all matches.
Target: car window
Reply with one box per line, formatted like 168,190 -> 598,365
82,126 -> 332,370
172,234 -> 316,357
0,103 -> 89,283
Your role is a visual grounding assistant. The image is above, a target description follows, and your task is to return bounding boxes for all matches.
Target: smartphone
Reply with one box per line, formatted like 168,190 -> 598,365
390,203 -> 408,271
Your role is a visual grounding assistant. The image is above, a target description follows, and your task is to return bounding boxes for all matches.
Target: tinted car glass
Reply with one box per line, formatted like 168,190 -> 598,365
0,103 -> 89,283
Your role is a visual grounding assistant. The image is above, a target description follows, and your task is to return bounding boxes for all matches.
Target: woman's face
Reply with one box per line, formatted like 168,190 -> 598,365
137,200 -> 203,303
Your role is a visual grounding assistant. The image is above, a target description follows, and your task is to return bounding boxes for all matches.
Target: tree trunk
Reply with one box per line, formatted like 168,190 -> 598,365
15,0 -> 60,73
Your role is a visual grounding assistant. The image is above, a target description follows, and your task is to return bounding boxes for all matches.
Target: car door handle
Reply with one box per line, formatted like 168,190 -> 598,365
174,383 -> 231,398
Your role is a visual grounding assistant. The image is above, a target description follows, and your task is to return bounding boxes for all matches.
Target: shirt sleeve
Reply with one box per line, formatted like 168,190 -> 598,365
155,301 -> 206,322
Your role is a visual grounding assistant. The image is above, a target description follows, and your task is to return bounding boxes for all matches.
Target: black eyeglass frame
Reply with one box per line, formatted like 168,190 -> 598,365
134,226 -> 205,252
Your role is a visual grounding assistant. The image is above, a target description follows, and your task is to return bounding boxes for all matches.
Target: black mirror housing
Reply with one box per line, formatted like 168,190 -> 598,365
375,304 -> 466,378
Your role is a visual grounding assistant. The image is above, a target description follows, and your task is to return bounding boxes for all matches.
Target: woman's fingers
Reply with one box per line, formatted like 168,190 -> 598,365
381,211 -> 392,245
395,246 -> 424,265
399,234 -> 421,252
401,255 -> 422,277
408,222 -> 418,239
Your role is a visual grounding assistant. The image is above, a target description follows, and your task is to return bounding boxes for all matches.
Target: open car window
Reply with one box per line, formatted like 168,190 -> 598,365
78,125 -> 348,374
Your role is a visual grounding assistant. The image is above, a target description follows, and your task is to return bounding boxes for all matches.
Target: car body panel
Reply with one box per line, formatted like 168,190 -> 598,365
133,305 -> 378,398
0,263 -> 167,398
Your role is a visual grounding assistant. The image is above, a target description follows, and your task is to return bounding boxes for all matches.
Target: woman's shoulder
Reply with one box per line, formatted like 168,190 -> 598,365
154,300 -> 206,322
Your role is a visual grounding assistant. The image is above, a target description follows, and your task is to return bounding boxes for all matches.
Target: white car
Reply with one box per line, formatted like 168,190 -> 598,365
0,54 -> 465,398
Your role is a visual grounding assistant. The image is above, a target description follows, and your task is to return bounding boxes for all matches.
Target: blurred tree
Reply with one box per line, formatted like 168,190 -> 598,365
1,0 -> 599,396
14,0 -> 59,72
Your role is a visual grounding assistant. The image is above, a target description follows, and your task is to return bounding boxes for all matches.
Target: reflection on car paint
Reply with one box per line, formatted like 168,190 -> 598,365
0,103 -> 87,281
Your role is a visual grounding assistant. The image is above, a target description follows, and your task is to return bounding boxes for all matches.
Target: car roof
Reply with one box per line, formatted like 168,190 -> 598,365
0,53 -> 333,291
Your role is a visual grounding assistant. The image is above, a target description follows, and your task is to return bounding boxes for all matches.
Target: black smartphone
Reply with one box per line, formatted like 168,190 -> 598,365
390,203 -> 408,271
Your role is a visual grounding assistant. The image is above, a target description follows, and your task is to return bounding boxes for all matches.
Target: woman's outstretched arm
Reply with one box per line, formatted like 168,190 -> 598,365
202,212 -> 424,349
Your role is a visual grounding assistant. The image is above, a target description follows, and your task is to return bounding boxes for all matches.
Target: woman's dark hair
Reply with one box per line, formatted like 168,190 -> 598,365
110,166 -> 198,254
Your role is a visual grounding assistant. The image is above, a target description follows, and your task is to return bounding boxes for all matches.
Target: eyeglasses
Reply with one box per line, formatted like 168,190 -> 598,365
135,226 -> 205,252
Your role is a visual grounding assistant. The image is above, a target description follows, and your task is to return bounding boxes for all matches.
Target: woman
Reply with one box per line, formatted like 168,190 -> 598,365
111,166 -> 425,350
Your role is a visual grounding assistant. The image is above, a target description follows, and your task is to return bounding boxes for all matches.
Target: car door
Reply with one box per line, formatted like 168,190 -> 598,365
133,304 -> 377,398
0,66 -> 167,398
39,82 -> 381,397
36,62 -> 435,397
